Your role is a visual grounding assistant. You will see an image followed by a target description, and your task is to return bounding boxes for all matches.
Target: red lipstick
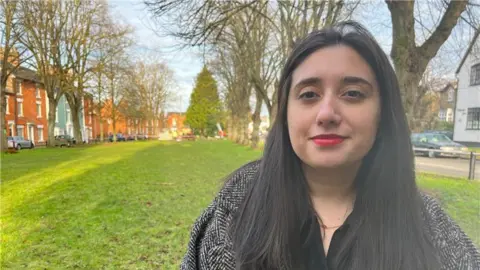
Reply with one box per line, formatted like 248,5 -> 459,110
310,134 -> 345,146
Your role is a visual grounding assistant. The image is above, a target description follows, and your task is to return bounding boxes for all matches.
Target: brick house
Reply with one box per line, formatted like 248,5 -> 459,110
4,66 -> 48,145
435,82 -> 456,123
100,98 -> 166,137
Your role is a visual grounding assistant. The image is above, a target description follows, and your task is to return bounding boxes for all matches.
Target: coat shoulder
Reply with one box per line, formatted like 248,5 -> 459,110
420,193 -> 480,269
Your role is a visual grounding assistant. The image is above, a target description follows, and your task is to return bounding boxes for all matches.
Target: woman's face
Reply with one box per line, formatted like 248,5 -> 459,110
287,45 -> 380,169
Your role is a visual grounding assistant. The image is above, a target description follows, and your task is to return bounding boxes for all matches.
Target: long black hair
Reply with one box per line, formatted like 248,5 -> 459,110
230,21 -> 439,270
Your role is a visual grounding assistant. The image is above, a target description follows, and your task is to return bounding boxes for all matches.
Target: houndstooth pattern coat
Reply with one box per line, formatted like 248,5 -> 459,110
180,161 -> 480,270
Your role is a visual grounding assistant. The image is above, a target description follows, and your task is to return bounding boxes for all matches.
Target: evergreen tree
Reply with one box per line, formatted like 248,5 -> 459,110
185,66 -> 222,136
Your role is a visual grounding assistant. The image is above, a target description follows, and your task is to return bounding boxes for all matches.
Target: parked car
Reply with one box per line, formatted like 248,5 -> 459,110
423,130 -> 453,140
411,132 -> 468,158
108,133 -> 126,142
136,134 -> 147,140
54,135 -> 76,147
7,136 -> 34,150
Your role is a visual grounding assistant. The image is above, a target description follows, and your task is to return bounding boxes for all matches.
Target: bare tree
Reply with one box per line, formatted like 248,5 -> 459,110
145,0 -> 357,124
87,17 -> 133,141
61,0 -> 128,143
19,0 -> 79,146
386,0 -> 469,130
122,58 -> 173,137
0,0 -> 31,151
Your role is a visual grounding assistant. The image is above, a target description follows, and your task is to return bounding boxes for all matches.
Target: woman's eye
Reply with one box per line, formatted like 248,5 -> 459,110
343,90 -> 365,99
299,91 -> 318,100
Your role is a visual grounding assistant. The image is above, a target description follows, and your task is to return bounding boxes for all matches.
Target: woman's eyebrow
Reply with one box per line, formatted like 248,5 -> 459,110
292,77 -> 322,93
342,76 -> 373,88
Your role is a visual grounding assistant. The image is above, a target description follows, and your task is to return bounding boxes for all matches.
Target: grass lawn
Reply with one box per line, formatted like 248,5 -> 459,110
1,140 -> 479,269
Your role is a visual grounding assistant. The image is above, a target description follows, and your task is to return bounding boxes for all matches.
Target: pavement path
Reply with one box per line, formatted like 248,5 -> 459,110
415,156 -> 480,180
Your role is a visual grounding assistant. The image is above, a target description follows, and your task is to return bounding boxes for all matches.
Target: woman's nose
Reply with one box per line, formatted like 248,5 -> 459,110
315,95 -> 342,127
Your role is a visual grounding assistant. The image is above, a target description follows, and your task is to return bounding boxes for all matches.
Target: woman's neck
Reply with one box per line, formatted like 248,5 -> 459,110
303,162 -> 360,203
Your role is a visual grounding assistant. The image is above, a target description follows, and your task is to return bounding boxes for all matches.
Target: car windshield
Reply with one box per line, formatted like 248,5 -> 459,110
426,134 -> 451,143
7,136 -> 13,140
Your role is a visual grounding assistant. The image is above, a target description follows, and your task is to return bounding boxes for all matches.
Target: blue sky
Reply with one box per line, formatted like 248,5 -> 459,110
108,0 -> 472,115
110,0 -> 204,113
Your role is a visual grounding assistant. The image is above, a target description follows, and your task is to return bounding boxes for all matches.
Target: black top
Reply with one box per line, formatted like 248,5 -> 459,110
181,161 -> 480,270
304,213 -> 354,270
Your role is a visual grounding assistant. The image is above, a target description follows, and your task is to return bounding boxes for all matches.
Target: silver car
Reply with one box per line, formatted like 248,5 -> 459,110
7,136 -> 34,150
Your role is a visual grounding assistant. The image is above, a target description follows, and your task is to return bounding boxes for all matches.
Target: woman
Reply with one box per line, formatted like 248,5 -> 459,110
181,21 -> 480,270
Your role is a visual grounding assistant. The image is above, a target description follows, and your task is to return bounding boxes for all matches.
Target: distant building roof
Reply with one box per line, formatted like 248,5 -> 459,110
435,82 -> 457,93
1,61 -> 41,83
455,28 -> 480,74
15,66 -> 41,83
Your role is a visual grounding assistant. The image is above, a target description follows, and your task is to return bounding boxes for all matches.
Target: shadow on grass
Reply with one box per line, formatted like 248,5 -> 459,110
2,140 -> 261,269
1,145 -> 98,183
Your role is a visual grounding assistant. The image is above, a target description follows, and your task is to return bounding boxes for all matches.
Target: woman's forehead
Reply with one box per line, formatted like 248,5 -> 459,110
291,45 -> 377,87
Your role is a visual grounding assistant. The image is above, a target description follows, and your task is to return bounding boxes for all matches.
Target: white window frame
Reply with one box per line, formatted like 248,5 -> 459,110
8,121 -> 14,136
67,109 -> 71,124
16,80 -> 22,95
447,89 -> 454,103
36,101 -> 42,117
37,125 -> 44,141
36,84 -> 41,98
5,97 -> 9,114
17,125 -> 24,138
17,99 -> 23,117
470,64 -> 480,86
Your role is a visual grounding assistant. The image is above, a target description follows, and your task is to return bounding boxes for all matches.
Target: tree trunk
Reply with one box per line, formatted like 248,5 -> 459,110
226,115 -> 233,140
98,107 -> 104,142
47,97 -> 57,147
232,115 -> 239,143
66,93 -> 84,143
70,105 -> 83,143
1,85 -> 7,152
251,91 -> 262,148
387,0 -> 468,130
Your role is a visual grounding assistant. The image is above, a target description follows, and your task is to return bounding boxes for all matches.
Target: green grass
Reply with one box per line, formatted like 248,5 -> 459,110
1,141 -> 478,269
417,173 -> 480,247
1,140 -> 261,269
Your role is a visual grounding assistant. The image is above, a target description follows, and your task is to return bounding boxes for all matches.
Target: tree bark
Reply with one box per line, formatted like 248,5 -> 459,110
1,86 -> 7,151
251,91 -> 263,148
47,96 -> 57,147
386,0 -> 468,130
70,103 -> 82,143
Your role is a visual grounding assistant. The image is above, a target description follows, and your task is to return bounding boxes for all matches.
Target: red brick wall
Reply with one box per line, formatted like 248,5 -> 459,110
4,78 -> 48,144
167,113 -> 186,130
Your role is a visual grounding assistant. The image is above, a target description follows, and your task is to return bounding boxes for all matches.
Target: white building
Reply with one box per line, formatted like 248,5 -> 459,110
454,31 -> 480,146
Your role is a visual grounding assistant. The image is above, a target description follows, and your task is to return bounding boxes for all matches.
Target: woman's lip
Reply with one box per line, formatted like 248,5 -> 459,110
311,137 -> 345,146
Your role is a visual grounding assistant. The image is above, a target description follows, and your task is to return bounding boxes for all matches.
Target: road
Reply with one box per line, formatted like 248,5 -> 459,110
415,156 -> 480,179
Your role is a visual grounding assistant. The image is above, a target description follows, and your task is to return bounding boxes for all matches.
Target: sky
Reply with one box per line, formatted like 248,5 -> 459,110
110,0 -> 204,113
108,0 -> 474,115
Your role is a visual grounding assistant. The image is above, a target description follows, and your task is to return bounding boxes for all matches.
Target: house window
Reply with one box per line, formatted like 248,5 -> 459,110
8,123 -> 14,136
447,89 -> 454,103
17,126 -> 24,137
38,128 -> 44,141
16,81 -> 22,95
471,64 -> 480,86
446,108 -> 454,122
36,84 -> 41,98
67,109 -> 71,123
37,102 -> 42,117
5,97 -> 9,114
466,108 -> 480,130
17,101 -> 23,116
438,109 -> 446,121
